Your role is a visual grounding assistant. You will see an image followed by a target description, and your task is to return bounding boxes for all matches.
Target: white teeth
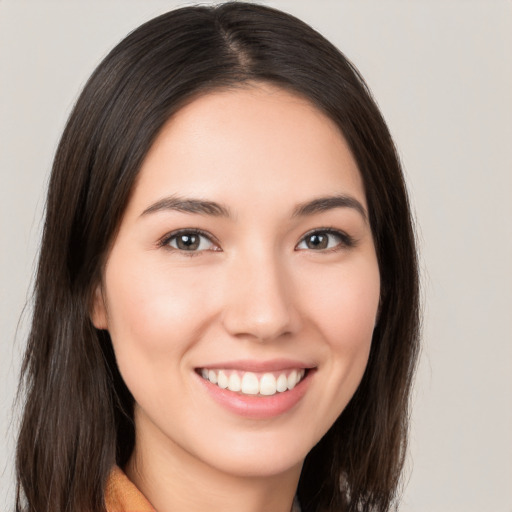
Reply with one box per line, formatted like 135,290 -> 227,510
217,370 -> 228,389
276,373 -> 288,392
241,372 -> 259,395
259,373 -> 277,396
287,370 -> 298,390
228,372 -> 241,392
200,368 -> 307,396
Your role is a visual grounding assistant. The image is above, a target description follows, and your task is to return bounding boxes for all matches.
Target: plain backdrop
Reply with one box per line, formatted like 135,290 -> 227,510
1,1 -> 511,510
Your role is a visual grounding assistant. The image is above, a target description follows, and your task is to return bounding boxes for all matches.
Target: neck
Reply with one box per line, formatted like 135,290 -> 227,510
125,411 -> 303,512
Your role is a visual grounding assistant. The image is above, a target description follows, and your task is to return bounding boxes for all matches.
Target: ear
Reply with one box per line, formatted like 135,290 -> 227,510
90,284 -> 108,330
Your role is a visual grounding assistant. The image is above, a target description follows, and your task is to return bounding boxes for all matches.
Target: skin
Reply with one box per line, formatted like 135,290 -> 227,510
92,83 -> 380,512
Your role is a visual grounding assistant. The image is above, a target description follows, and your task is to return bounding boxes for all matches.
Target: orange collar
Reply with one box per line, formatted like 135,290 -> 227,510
105,466 -> 155,512
105,465 -> 301,512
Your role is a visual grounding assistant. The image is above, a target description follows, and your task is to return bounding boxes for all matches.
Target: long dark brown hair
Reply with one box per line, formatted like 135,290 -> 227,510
15,3 -> 420,511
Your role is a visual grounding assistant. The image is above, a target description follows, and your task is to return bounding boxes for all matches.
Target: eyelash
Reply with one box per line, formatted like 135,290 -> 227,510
158,229 -> 220,257
297,227 -> 356,252
158,227 -> 356,256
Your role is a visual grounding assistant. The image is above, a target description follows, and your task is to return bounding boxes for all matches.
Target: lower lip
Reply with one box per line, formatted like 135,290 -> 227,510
196,370 -> 313,419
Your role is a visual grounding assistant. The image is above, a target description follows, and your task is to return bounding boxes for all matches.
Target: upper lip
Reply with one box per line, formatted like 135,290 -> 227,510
196,359 -> 316,373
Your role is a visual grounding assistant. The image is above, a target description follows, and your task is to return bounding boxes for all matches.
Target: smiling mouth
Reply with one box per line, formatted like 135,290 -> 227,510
197,368 -> 308,396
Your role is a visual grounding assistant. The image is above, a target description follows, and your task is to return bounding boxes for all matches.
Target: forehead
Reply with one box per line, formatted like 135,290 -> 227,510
125,83 -> 366,217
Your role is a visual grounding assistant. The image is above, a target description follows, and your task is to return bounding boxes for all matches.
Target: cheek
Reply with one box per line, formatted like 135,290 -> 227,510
289,256 -> 380,439
299,258 -> 380,348
102,256 -> 216,377
299,256 -> 379,401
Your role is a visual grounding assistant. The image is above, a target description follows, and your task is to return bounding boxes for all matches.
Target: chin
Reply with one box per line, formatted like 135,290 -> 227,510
187,428 -> 313,479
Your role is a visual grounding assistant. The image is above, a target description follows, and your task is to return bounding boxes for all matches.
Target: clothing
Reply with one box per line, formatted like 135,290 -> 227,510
105,466 -> 155,512
105,465 -> 301,512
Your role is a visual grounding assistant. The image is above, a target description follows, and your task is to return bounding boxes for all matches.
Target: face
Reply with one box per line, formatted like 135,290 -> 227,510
92,84 -> 380,479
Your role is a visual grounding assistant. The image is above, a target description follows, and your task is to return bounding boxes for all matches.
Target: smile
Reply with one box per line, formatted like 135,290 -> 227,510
198,368 -> 307,396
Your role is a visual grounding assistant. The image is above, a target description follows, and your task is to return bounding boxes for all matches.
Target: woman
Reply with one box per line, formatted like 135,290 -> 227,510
15,3 -> 419,512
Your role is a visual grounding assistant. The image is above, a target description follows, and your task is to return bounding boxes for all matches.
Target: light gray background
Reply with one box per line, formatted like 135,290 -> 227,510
1,1 -> 511,510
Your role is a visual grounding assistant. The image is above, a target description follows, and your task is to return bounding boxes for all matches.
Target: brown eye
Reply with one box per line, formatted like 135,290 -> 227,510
296,230 -> 354,251
175,233 -> 200,250
164,230 -> 217,252
304,233 -> 328,249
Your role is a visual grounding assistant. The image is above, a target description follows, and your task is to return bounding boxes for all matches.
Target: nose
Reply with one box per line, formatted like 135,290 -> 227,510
221,250 -> 301,342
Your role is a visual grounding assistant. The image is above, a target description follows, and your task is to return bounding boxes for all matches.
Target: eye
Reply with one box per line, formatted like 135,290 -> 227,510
296,229 -> 354,251
160,229 -> 219,253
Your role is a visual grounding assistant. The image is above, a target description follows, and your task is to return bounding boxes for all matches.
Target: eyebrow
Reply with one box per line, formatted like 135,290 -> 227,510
141,194 -> 367,222
292,194 -> 368,222
141,195 -> 231,217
